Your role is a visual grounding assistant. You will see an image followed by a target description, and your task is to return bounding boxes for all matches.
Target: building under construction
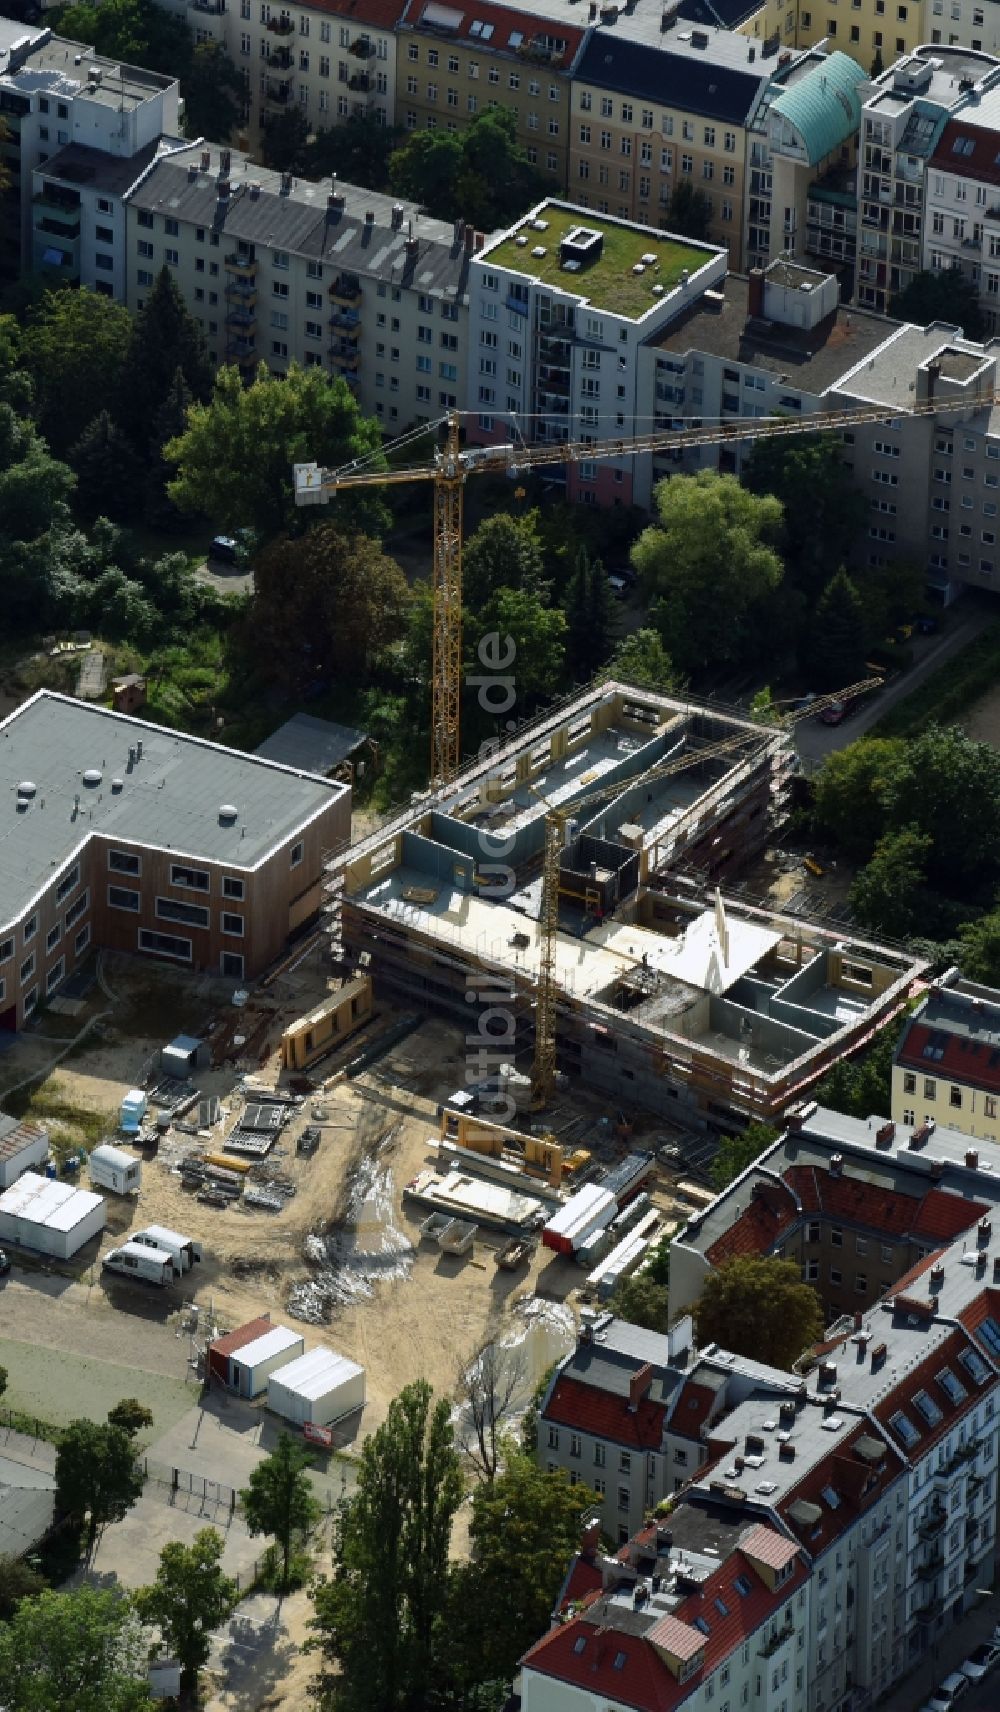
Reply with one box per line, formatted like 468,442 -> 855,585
338,682 -> 925,1127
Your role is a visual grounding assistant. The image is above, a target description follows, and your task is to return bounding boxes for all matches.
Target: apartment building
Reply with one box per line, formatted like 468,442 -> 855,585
123,145 -> 471,428
0,691 -> 350,1027
892,971 -> 1000,1142
395,0 -> 584,187
0,19 -> 180,289
567,22 -> 774,269
857,45 -> 1000,315
923,103 -> 1000,335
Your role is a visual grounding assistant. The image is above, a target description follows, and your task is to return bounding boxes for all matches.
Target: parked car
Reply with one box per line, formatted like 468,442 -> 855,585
960,1643 -> 1000,1681
0,1249 -> 10,1277
818,699 -> 847,726
607,573 -> 628,598
927,1672 -> 971,1709
208,534 -> 240,565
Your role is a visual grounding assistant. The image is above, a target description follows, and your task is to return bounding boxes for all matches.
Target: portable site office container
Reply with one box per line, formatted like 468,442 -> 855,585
102,1241 -> 174,1287
132,1225 -> 202,1275
267,1347 -> 366,1428
228,1325 -> 305,1398
89,1145 -> 142,1197
0,1171 -> 105,1260
0,1118 -> 48,1190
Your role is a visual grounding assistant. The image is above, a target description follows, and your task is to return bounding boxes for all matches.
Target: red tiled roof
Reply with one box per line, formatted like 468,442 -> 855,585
875,1327 -> 997,1458
957,1285 -> 1000,1341
668,1379 -> 718,1441
403,0 -> 584,60
914,1188 -> 988,1241
891,1247 -> 944,1296
739,1524 -> 799,1572
559,1552 -> 604,1611
897,1018 -> 1000,1097
296,0 -> 407,23
523,1545 -> 808,1712
706,1183 -> 799,1265
545,1375 -> 667,1450
780,1421 -> 903,1554
209,1315 -> 272,1358
929,121 -> 1000,191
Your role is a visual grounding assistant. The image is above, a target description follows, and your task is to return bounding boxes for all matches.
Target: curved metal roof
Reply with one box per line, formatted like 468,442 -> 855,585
770,52 -> 868,166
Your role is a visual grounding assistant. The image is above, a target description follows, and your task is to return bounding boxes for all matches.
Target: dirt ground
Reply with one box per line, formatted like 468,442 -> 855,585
962,683 -> 1000,747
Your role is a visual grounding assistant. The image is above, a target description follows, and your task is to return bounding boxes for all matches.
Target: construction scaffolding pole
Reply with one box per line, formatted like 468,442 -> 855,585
430,415 -> 464,787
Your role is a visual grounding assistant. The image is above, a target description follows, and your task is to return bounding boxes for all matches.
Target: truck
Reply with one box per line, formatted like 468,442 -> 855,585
102,1240 -> 174,1287
131,1225 -> 203,1276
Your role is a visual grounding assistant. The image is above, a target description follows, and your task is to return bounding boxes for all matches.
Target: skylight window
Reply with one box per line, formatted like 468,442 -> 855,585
821,1484 -> 841,1510
936,1367 -> 967,1405
509,29 -> 523,45
613,1651 -> 627,1671
952,135 -> 975,155
890,1409 -> 921,1449
573,1636 -> 587,1655
959,1347 -> 990,1385
913,1389 -> 943,1427
978,1316 -> 1000,1357
735,1575 -> 752,1597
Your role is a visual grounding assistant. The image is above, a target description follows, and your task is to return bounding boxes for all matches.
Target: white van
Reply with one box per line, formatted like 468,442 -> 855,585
103,1241 -> 174,1288
132,1225 -> 203,1276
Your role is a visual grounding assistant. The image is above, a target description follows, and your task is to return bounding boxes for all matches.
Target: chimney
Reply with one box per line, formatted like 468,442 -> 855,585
875,1121 -> 895,1148
966,1149 -> 979,1170
474,231 -> 486,251
747,267 -> 765,319
748,42 -> 755,58
853,1310 -> 863,1331
200,148 -> 210,171
930,1262 -> 945,1292
365,208 -> 375,225
464,224 -> 475,253
979,1217 -> 993,1247
629,1363 -> 654,1411
994,1256 -> 1000,1283
580,1513 -> 601,1554
220,147 -> 231,175
391,202 -> 404,230
830,1153 -> 843,1178
779,1441 -> 796,1461
217,178 -> 231,199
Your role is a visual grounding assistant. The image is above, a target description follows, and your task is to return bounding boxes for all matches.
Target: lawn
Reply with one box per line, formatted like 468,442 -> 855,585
485,204 -> 712,319
0,1338 -> 196,1437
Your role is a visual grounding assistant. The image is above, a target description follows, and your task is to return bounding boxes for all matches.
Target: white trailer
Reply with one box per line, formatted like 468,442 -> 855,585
89,1145 -> 142,1197
267,1347 -> 366,1428
132,1225 -> 202,1275
229,1325 -> 305,1398
103,1240 -> 174,1287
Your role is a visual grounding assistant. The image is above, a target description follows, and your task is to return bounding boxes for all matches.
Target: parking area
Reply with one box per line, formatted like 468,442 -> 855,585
876,1596 -> 1000,1712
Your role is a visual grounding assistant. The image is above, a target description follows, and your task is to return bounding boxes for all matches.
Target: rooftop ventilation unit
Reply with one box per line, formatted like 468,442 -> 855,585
219,804 -> 239,824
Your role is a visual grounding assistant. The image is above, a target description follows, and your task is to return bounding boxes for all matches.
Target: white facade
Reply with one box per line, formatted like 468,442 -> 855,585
230,1324 -> 305,1396
267,1346 -> 366,1424
0,1170 -> 105,1259
89,1145 -> 142,1196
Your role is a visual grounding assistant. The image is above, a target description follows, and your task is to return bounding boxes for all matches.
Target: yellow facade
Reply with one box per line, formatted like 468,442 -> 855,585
891,1062 -> 1000,1144
735,0 -> 930,77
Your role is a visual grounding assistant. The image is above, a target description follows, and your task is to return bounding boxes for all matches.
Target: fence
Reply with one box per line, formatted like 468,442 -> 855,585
142,1456 -> 241,1521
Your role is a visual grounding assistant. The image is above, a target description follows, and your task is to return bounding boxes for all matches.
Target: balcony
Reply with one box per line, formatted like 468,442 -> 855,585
916,1552 -> 943,1582
265,82 -> 292,105
348,72 -> 370,91
758,1626 -> 794,1659
225,281 -> 257,305
328,343 -> 360,368
35,213 -> 81,240
225,251 -> 258,277
350,34 -> 375,55
917,1508 -> 947,1541
226,336 -> 256,360
266,14 -> 294,32
189,0 -> 225,12
914,1594 -> 945,1624
328,311 -> 361,334
225,305 -> 256,328
266,46 -> 293,69
328,275 -> 361,307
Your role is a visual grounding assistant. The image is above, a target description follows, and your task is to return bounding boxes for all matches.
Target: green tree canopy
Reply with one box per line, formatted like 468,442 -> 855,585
742,433 -> 866,598
250,526 -> 409,685
261,106 -> 310,173
892,266 -> 985,338
816,1013 -> 905,1119
849,824 -> 932,939
68,411 -> 144,523
608,628 -> 680,692
959,907 -> 1000,985
51,0 -> 192,76
117,267 -> 213,445
695,1256 -> 824,1370
389,108 -> 546,228
610,1270 -> 670,1332
462,510 -> 549,611
466,586 -> 567,708
182,41 -> 245,142
136,1527 -> 238,1693
21,289 -> 132,455
0,1585 -> 151,1712
106,1399 -> 155,1439
55,1419 -> 144,1559
811,737 -> 904,863
665,178 -> 714,240
241,1432 -> 320,1593
310,1379 -> 462,1712
304,118 -> 401,192
809,568 -> 868,688
445,1454 -> 596,1696
711,1123 -> 780,1190
166,362 -> 388,540
882,724 -> 1000,887
563,545 -> 614,681
631,472 -> 783,674
0,1554 -> 42,1622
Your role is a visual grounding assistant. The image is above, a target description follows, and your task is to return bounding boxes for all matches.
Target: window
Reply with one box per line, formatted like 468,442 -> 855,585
903,1071 -> 916,1094
831,1227 -> 843,1247
108,886 -> 140,912
156,897 -> 209,929
170,864 -> 210,892
46,957 -> 64,995
0,939 -> 13,966
46,923 -> 61,954
547,1425 -> 559,1449
830,1267 -> 842,1285
291,841 -> 304,868
594,1443 -> 605,1466
222,876 -> 245,901
139,929 -> 192,963
950,1085 -> 962,1107
618,1485 -> 630,1512
108,849 -> 140,875
75,924 -> 91,957
570,1433 -> 581,1458
19,954 -> 35,986
221,951 -> 244,978
620,1451 -> 631,1472
222,912 -> 244,937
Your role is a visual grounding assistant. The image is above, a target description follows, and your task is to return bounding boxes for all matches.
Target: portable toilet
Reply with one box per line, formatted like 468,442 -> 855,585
120,1089 -> 147,1134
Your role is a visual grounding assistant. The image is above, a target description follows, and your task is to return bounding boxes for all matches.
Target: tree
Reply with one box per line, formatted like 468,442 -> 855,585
136,1527 -> 238,1694
816,1013 -> 905,1119
711,1123 -> 780,1190
55,1419 -> 144,1559
610,1270 -> 670,1332
21,289 -> 132,455
68,411 -> 144,522
117,267 -> 213,444
51,0 -> 192,76
695,1256 -> 824,1370
462,510 -> 549,611
389,108 -> 545,228
304,117 -> 402,192
849,825 -> 932,939
446,1454 -> 596,1695
241,1431 -> 320,1593
87,568 -> 159,645
182,41 -> 245,142
563,545 -> 614,681
261,106 -> 310,174
608,628 -> 679,692
466,587 -> 567,707
167,362 -> 387,541
0,1555 -> 43,1621
0,1585 -> 151,1712
107,1399 -> 155,1439
808,568 -> 867,687
457,1337 -> 525,1483
892,266 -> 985,338
309,1380 -> 462,1712
631,472 -> 783,674
666,178 -> 714,241
742,434 -> 865,600
145,366 -> 194,524
812,737 -> 904,862
959,907 -> 1000,985
871,46 -> 884,75
250,526 -> 409,684
883,724 -> 1000,888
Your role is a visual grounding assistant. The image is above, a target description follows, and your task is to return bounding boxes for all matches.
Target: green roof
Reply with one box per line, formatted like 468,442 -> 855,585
770,53 -> 868,168
483,204 -> 716,321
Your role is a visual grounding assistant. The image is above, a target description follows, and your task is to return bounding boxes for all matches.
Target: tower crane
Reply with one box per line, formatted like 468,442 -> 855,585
526,680 -> 880,1107
294,386 -> 993,785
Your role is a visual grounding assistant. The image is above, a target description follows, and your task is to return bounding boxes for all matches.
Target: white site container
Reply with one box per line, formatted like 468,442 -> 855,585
229,1325 -> 305,1398
132,1224 -> 203,1275
89,1145 -> 142,1196
0,1120 -> 48,1190
0,1170 -> 105,1259
102,1240 -> 175,1287
267,1347 -> 366,1428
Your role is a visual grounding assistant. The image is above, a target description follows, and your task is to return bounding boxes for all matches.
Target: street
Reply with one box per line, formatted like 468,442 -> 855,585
794,601 -> 994,768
